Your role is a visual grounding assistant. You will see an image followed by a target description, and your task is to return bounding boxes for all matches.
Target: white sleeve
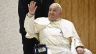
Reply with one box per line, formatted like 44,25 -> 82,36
25,33 -> 39,39
24,15 -> 35,35
71,22 -> 84,48
71,22 -> 84,54
24,15 -> 46,38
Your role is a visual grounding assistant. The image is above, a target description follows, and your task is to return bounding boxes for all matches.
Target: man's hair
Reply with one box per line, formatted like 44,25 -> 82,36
55,3 -> 62,12
52,3 -> 62,12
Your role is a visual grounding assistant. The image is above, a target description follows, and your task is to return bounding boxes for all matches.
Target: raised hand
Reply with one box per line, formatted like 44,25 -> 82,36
28,1 -> 37,15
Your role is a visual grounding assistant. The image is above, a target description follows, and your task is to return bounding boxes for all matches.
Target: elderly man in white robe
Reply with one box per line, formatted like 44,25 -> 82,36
24,1 -> 92,54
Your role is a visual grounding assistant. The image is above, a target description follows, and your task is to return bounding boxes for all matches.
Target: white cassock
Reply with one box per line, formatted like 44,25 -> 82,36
24,15 -> 92,54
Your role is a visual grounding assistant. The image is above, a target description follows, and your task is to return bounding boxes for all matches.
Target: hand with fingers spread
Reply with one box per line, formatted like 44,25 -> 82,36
28,1 -> 37,15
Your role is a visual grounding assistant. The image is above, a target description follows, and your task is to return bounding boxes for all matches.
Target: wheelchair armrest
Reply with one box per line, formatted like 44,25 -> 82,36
34,44 -> 46,49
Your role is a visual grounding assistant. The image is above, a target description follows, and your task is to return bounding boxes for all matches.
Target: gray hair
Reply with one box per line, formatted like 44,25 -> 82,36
52,3 -> 62,12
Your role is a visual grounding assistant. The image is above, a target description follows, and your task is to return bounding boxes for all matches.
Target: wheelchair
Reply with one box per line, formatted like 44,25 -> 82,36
34,44 -> 47,54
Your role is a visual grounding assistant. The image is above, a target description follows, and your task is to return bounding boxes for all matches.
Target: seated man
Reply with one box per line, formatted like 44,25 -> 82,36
24,1 -> 92,54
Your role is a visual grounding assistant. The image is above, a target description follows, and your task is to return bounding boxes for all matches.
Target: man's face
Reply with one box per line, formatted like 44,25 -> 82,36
48,4 -> 61,21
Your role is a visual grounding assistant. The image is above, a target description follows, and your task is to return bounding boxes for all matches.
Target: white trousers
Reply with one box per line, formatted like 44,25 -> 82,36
47,48 -> 92,54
